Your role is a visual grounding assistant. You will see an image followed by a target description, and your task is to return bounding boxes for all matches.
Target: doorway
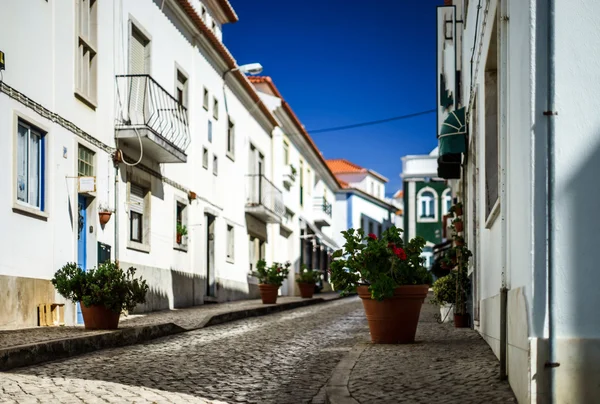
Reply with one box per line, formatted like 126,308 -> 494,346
76,195 -> 87,324
204,213 -> 216,297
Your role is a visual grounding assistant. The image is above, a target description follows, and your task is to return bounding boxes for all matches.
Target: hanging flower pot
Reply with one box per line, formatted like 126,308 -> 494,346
176,233 -> 182,244
454,219 -> 464,233
99,211 -> 112,226
454,236 -> 464,247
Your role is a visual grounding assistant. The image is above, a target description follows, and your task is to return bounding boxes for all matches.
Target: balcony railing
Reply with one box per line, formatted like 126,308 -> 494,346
115,74 -> 191,154
246,174 -> 285,219
314,197 -> 333,217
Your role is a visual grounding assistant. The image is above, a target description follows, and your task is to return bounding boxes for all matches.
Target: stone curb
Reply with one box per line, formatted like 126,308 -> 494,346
0,295 -> 347,372
325,343 -> 368,404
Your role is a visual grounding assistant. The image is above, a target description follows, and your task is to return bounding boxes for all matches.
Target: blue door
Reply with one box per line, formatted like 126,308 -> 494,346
76,195 -> 87,324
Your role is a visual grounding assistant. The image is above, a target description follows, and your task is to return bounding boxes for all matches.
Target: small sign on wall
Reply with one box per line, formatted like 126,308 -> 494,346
78,176 -> 96,193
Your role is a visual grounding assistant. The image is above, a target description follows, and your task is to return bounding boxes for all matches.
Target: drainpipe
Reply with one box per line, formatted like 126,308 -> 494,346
114,161 -> 120,263
545,0 -> 558,398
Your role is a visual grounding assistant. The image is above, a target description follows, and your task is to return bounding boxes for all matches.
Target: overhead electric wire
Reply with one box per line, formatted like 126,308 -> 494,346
305,108 -> 436,134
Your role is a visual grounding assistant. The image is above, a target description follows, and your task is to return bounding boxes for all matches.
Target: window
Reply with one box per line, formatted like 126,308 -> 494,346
213,98 -> 219,120
299,160 -> 304,206
211,20 -> 216,32
283,141 -> 290,165
16,120 -> 45,210
485,14 -> 499,221
227,118 -> 235,158
368,222 -> 374,236
203,88 -> 209,110
249,236 -> 266,272
442,188 -> 453,216
378,223 -> 383,237
174,199 -> 188,250
203,147 -> 209,169
370,182 -> 375,195
417,187 -> 438,222
306,168 -> 312,195
201,5 -> 206,22
226,225 -> 234,262
75,0 -> 98,106
176,69 -> 188,109
129,184 -> 147,243
78,145 -> 94,177
213,155 -> 218,176
208,120 -> 213,143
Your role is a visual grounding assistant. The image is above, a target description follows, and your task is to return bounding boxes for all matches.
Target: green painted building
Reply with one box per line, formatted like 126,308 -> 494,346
401,148 -> 452,268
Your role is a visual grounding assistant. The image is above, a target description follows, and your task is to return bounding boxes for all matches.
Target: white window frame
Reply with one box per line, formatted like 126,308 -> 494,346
203,87 -> 209,110
417,186 -> 438,223
127,178 -> 151,253
175,67 -> 188,110
227,117 -> 235,160
173,196 -> 188,251
14,115 -> 48,218
213,97 -> 219,120
441,188 -> 453,216
75,0 -> 98,108
283,140 -> 290,165
203,147 -> 209,169
226,224 -> 235,263
213,155 -> 218,176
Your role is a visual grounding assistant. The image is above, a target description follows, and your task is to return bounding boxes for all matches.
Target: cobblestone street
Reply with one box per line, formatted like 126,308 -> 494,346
1,298 -> 368,404
0,297 -> 517,404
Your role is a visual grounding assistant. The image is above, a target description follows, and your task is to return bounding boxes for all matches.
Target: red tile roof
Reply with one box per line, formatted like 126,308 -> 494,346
175,0 -> 277,127
326,159 -> 389,183
393,190 -> 404,199
248,76 -> 342,189
216,0 -> 238,23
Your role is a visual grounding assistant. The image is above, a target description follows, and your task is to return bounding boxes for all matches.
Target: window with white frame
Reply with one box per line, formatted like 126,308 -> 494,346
78,145 -> 94,177
227,118 -> 235,158
176,69 -> 188,109
213,98 -> 219,120
16,120 -> 46,210
442,188 -> 452,216
203,88 -> 209,110
208,120 -> 213,143
283,141 -> 289,165
227,225 -> 234,262
306,168 -> 312,195
174,200 -> 188,249
129,184 -> 148,244
201,5 -> 206,22
203,147 -> 209,169
417,187 -> 437,221
75,0 -> 98,106
213,155 -> 218,176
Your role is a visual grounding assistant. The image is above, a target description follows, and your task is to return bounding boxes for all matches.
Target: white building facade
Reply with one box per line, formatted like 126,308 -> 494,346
0,0 -> 290,328
437,0 -> 600,402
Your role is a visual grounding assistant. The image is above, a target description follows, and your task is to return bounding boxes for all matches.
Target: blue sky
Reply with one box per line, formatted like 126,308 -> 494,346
226,0 -> 440,194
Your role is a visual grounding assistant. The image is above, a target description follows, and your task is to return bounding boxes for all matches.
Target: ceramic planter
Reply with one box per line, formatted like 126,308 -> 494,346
440,304 -> 454,323
259,283 -> 280,304
454,313 -> 469,328
80,304 -> 120,330
98,211 -> 112,226
298,282 -> 315,298
357,285 -> 429,344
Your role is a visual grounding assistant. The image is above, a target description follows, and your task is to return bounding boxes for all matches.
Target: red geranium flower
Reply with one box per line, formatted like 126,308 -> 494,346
387,242 -> 396,249
393,247 -> 407,261
368,233 -> 378,240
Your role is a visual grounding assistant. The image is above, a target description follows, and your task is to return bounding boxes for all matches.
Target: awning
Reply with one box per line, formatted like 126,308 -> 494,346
438,107 -> 467,156
300,216 -> 339,250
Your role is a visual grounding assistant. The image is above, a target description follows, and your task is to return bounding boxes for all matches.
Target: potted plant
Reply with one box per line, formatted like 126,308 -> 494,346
176,223 -> 187,244
453,217 -> 464,233
450,202 -> 463,216
452,245 -> 473,328
98,204 -> 112,226
454,235 -> 465,247
330,226 -> 432,344
430,272 -> 457,323
296,264 -> 320,298
290,164 -> 297,179
51,261 -> 148,330
253,259 -> 290,304
188,191 -> 197,201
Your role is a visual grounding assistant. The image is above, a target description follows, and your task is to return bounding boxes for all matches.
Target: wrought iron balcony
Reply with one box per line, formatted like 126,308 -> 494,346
313,197 -> 333,228
115,74 -> 191,163
246,174 -> 285,223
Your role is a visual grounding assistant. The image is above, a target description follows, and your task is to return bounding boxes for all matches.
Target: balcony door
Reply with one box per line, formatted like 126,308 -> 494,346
248,145 -> 265,205
128,24 -> 150,125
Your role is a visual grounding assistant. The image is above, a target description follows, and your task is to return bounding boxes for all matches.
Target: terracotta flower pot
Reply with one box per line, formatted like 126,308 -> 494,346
454,221 -> 464,232
454,239 -> 464,247
80,304 -> 120,330
298,282 -> 315,298
455,206 -> 463,216
98,211 -> 112,226
176,233 -> 182,244
357,285 -> 429,344
454,313 -> 469,328
259,283 -> 280,304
